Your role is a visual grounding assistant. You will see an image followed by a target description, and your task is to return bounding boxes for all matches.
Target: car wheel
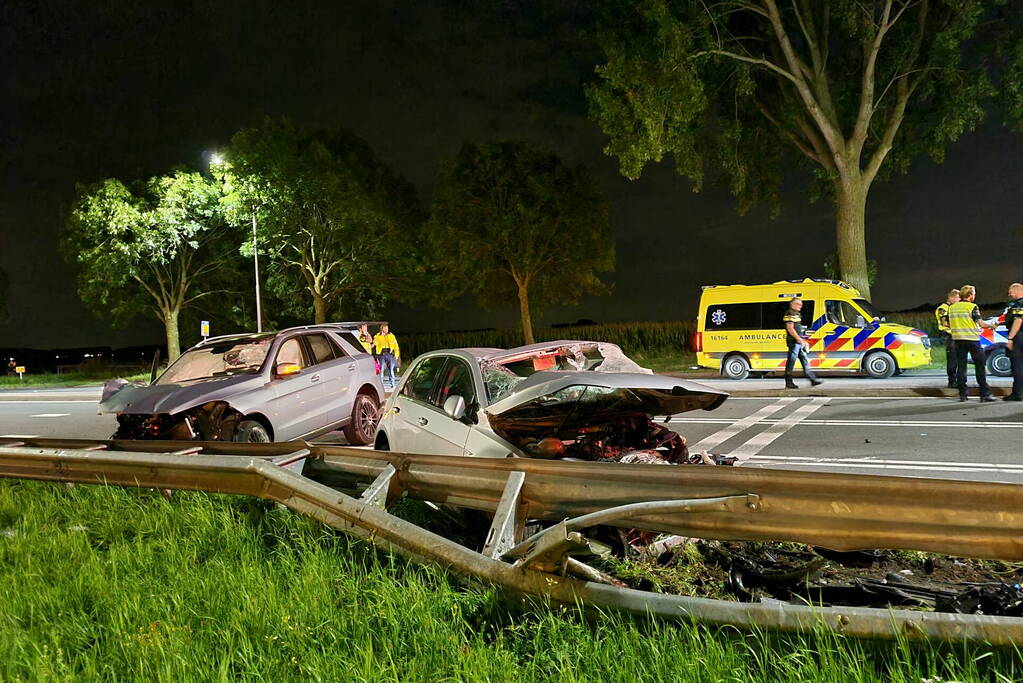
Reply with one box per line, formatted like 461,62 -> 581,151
721,354 -> 750,380
344,392 -> 380,446
233,419 -> 271,443
863,352 -> 896,379
986,348 -> 1012,377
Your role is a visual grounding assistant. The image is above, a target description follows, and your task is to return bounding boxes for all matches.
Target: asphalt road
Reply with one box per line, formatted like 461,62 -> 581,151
1,385 -> 1021,483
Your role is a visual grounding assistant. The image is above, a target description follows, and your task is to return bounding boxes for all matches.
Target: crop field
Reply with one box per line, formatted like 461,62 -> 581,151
0,480 -> 1018,681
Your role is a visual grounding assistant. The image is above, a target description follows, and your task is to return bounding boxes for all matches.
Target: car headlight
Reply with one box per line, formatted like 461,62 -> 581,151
898,334 -> 923,344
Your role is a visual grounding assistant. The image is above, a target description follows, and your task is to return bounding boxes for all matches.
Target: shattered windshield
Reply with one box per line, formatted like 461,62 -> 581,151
156,337 -> 274,385
482,343 -> 651,404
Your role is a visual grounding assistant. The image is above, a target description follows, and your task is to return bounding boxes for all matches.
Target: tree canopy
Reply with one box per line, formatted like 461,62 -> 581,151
62,170 -> 243,360
0,266 -> 8,321
216,119 -> 423,324
428,141 -> 615,344
587,0 -> 1023,298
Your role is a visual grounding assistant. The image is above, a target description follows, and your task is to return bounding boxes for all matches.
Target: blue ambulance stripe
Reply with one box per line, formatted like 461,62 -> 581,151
822,325 -> 848,347
811,314 -> 827,331
851,327 -> 873,349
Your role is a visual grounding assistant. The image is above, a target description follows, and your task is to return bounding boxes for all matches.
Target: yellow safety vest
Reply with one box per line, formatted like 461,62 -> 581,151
934,303 -> 950,334
947,301 -> 980,341
373,332 -> 400,358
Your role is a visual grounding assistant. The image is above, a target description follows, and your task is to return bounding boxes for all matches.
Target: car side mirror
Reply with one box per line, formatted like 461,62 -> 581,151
855,315 -> 866,328
276,362 -> 302,377
443,395 -> 467,421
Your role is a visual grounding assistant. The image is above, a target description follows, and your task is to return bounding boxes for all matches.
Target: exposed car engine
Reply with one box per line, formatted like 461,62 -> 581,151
113,402 -> 243,441
523,415 -> 734,466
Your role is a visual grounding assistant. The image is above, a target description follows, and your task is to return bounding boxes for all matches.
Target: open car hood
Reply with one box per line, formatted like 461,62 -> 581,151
98,374 -> 262,415
485,371 -> 727,444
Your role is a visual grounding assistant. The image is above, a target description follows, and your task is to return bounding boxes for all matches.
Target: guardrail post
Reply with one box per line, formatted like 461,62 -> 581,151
360,464 -> 397,509
482,471 -> 525,559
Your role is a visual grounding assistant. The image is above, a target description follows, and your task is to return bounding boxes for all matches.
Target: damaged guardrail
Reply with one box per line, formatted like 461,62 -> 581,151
0,438 -> 1022,644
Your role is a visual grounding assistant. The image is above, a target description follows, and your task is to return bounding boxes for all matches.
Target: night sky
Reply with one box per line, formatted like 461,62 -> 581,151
2,1 -> 1022,350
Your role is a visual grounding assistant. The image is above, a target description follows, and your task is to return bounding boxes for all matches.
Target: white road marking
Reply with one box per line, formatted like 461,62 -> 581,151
748,454 -> 1023,471
728,398 -> 831,462
748,460 -> 1023,476
0,434 -> 40,438
688,398 -> 795,452
30,413 -> 71,418
670,417 -> 1023,429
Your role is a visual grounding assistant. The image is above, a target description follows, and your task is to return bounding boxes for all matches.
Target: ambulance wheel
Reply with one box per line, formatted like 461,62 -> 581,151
986,348 -> 1012,377
863,352 -> 896,379
721,354 -> 750,380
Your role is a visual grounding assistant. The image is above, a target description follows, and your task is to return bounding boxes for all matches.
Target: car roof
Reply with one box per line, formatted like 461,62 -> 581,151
418,341 -> 619,362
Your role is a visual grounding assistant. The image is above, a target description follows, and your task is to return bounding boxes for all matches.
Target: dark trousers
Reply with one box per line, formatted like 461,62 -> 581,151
1010,339 -> 1023,398
954,339 -> 990,398
785,344 -> 817,380
943,333 -> 958,383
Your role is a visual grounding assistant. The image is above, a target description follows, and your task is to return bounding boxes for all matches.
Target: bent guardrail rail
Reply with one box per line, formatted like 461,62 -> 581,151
1,438 -> 1022,644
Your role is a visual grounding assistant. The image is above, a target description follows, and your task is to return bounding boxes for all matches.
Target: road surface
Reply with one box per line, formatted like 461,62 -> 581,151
1,384 -> 1020,482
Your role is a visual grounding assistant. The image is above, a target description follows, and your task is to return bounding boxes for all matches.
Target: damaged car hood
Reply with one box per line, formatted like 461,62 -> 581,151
486,372 -> 728,419
98,374 -> 265,415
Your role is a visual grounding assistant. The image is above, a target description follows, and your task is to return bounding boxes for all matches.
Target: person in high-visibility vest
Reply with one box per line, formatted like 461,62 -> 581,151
947,284 -> 997,402
373,324 -> 401,391
1004,282 -> 1023,402
934,288 -> 960,389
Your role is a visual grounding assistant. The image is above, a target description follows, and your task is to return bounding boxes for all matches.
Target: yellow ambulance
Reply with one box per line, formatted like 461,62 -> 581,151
695,279 -> 931,379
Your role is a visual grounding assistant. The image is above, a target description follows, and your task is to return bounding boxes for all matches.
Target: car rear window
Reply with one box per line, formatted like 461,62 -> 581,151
305,333 -> 337,365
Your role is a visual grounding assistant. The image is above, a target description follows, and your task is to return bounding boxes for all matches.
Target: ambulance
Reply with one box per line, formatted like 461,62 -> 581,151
695,279 -> 931,379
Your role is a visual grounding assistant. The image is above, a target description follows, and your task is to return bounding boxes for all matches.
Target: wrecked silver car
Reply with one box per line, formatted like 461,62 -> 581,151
101,325 -> 384,444
373,340 -> 729,463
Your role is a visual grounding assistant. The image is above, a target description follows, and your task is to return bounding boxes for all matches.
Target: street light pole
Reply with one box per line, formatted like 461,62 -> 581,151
252,207 -> 263,333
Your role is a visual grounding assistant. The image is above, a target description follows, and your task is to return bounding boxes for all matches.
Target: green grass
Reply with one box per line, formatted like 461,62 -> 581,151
0,480 -> 1018,681
0,371 -> 150,389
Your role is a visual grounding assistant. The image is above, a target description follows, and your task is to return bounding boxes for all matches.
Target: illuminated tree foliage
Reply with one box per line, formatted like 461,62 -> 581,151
217,119 -> 422,324
587,0 -> 1023,298
62,171 -> 242,360
428,141 -> 615,345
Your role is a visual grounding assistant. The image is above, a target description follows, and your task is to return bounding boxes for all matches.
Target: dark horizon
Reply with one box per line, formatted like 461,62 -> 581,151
3,1 -> 1022,351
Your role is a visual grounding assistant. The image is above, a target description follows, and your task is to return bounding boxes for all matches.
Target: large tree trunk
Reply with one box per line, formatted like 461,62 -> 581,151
516,281 -> 535,345
163,308 -> 181,362
835,178 -> 871,300
312,291 -> 328,324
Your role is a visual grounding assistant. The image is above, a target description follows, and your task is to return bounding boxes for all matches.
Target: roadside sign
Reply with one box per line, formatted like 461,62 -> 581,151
201,320 -> 210,339
15,366 -> 25,380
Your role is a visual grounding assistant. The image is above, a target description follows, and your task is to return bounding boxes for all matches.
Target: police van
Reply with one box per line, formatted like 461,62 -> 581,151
695,279 -> 931,380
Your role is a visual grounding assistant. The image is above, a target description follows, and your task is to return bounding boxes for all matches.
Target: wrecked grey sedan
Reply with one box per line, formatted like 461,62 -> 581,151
374,341 -> 730,463
101,325 -> 384,444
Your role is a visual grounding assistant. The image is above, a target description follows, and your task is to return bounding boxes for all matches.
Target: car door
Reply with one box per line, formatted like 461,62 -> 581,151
266,336 -> 325,440
302,332 -> 356,428
418,357 -> 476,456
390,355 -> 454,455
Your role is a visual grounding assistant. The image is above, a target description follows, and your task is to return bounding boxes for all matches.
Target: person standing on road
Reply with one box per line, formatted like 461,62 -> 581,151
935,289 -> 960,388
783,297 -> 823,389
1004,283 -> 1023,402
948,285 -> 997,402
373,323 -> 401,391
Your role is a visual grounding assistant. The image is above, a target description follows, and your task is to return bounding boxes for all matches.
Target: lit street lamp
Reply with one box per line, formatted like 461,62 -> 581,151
210,152 -> 262,332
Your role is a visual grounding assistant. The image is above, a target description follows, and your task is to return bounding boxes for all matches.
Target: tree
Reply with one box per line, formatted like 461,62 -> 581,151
216,119 -> 422,324
62,171 -> 242,360
428,141 -> 615,345
587,1 -> 1023,299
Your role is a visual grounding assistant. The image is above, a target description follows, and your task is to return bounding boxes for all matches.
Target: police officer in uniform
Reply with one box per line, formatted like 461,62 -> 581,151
947,285 -> 997,402
1004,282 -> 1023,402
935,288 -> 960,388
783,297 -> 823,389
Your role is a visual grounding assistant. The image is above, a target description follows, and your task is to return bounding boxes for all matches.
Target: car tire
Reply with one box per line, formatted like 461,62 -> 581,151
986,348 -> 1012,377
233,419 -> 271,443
721,354 -> 750,380
863,352 -> 896,379
344,392 -> 380,446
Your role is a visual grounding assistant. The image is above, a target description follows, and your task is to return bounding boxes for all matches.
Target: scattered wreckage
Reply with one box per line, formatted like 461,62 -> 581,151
100,324 -> 384,445
376,341 -> 734,465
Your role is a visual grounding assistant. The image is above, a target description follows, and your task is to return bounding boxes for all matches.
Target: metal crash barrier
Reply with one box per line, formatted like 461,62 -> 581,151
1,437 -> 1022,644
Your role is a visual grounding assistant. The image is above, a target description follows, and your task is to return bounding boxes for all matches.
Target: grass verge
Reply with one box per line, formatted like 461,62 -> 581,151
0,481 -> 1018,681
0,371 -> 150,389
